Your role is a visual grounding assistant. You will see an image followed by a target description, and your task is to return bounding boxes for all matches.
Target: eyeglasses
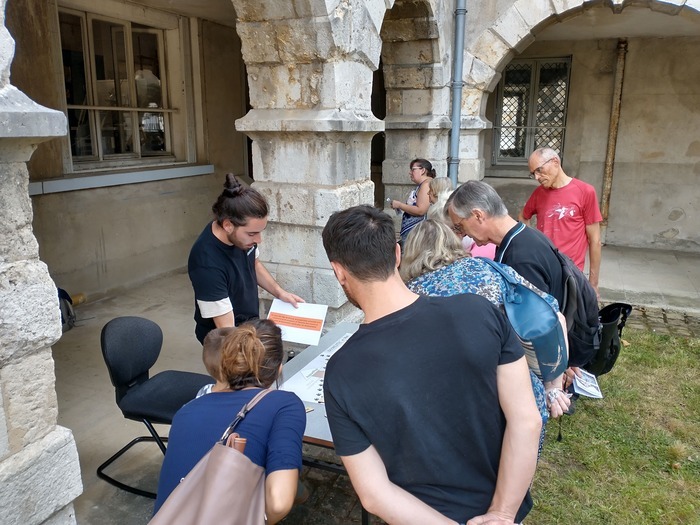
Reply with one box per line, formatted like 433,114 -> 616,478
529,158 -> 554,179
450,213 -> 474,235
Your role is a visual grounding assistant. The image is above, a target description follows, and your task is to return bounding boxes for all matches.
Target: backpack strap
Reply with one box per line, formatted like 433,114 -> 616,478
220,389 -> 273,443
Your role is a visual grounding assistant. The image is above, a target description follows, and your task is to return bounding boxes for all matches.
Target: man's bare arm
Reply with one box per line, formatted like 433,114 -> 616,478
468,357 -> 541,525
212,311 -> 234,328
518,209 -> 532,226
341,446 -> 457,525
255,258 -> 304,306
585,222 -> 602,293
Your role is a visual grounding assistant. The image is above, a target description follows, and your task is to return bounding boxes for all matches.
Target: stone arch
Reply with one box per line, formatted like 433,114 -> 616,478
460,0 -> 700,181
380,0 -> 453,200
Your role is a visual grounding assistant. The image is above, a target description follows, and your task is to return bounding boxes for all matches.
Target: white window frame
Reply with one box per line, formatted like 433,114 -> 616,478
56,0 -> 194,174
492,57 -> 572,169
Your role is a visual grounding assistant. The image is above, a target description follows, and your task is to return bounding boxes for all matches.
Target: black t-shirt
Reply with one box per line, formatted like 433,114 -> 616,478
496,222 -> 565,308
187,223 -> 259,343
324,294 -> 533,523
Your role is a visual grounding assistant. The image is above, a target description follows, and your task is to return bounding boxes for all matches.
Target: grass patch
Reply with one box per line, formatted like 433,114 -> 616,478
529,329 -> 700,525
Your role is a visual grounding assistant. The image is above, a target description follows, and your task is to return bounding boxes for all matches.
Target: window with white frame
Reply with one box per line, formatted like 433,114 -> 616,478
59,7 -> 178,167
493,58 -> 571,166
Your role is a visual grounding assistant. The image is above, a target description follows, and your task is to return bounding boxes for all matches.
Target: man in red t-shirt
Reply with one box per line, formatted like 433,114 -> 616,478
518,148 -> 603,294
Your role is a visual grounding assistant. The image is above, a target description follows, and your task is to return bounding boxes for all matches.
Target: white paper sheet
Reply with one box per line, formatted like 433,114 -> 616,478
573,369 -> 604,399
267,298 -> 328,345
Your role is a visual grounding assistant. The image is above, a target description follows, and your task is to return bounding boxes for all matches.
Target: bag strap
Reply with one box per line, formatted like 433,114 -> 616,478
220,389 -> 273,444
495,222 -> 526,263
477,257 -> 519,286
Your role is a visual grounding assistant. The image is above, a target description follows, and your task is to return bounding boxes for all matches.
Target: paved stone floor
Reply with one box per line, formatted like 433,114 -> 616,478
623,305 -> 700,338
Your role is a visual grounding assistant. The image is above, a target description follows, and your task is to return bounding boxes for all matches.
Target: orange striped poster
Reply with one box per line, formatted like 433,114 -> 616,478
267,299 -> 328,345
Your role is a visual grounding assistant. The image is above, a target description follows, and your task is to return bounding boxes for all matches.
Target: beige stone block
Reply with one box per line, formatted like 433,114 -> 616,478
320,61 -> 374,111
315,183 -> 366,225
401,89 -> 433,116
0,388 -> 8,458
326,300 -> 364,325
0,260 -> 61,361
329,2 -> 383,69
249,130 -> 374,186
649,0 -> 685,15
262,224 -> 329,268
235,22 -> 281,64
461,87 -> 487,116
458,131 -> 482,158
0,426 -> 82,525
257,183 -> 314,226
232,0 -> 297,22
0,162 -> 39,264
277,19 -> 333,63
551,0 -> 589,16
265,262 -> 315,303
1,348 -> 58,452
382,38 -> 436,66
386,88 -> 403,115
514,0 -> 556,29
457,158 -> 486,183
467,57 -> 498,91
312,268 -> 348,309
492,8 -> 533,52
246,62 -> 324,109
470,29 -> 512,71
381,18 -> 438,43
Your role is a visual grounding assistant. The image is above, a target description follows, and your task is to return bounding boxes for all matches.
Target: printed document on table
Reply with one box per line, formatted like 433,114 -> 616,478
267,299 -> 328,346
573,369 -> 604,399
280,332 -> 354,404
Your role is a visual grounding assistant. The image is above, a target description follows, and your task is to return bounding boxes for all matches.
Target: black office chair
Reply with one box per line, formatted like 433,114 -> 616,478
97,316 -> 211,498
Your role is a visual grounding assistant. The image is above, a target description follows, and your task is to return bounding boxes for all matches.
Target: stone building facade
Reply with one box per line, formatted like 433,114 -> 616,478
1,0 -> 700,521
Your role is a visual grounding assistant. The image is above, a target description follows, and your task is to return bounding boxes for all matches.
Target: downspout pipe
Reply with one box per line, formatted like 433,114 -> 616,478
600,38 -> 627,242
448,0 -> 467,186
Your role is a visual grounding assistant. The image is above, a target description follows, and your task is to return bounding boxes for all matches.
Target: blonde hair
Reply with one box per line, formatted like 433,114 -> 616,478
427,177 -> 454,221
202,327 -> 237,381
219,319 -> 284,390
400,219 -> 468,281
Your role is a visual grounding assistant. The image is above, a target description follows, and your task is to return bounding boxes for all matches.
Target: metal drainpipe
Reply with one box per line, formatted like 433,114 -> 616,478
448,0 -> 467,186
600,38 -> 628,242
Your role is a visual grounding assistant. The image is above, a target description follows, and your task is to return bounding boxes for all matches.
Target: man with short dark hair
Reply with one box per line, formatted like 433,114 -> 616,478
321,205 -> 541,525
519,148 -> 603,293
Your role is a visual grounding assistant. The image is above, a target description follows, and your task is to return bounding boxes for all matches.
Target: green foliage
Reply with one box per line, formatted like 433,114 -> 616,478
529,330 -> 700,525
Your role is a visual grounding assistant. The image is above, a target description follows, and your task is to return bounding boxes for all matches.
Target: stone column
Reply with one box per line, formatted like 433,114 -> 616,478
232,0 -> 387,323
381,10 -> 451,202
0,3 -> 82,523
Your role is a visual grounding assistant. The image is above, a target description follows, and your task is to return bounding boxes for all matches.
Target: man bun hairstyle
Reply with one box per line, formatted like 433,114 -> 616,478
212,173 -> 269,227
219,318 -> 284,390
411,158 -> 437,179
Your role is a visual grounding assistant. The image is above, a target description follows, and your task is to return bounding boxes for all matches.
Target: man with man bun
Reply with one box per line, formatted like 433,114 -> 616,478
188,174 -> 303,344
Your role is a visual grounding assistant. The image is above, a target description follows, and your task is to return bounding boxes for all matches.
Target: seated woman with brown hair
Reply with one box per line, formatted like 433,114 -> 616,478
153,319 -> 305,523
400,219 -> 571,423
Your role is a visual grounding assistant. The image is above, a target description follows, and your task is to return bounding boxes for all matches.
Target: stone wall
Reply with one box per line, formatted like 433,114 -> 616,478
0,1 -> 82,522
